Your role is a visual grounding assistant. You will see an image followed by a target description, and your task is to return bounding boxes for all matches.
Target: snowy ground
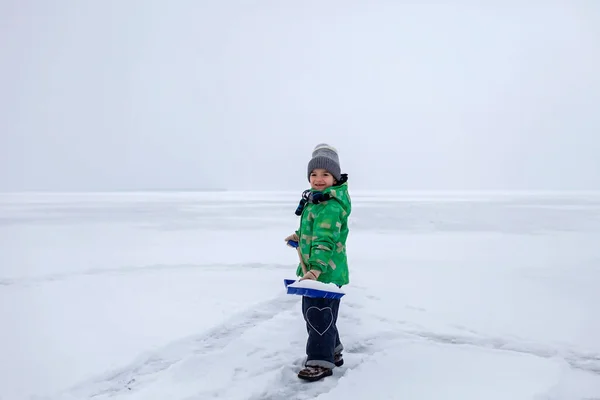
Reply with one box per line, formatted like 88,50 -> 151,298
1,190 -> 600,400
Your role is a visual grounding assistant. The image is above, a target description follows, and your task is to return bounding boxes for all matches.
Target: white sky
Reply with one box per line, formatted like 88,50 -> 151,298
1,1 -> 599,191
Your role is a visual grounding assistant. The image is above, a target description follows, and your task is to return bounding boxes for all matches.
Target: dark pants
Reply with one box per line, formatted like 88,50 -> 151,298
302,296 -> 343,369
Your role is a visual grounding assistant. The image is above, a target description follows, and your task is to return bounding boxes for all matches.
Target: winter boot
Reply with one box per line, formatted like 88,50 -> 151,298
298,366 -> 333,382
334,352 -> 344,367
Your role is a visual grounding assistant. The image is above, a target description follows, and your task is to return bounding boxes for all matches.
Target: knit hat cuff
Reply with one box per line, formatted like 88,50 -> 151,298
307,156 -> 341,181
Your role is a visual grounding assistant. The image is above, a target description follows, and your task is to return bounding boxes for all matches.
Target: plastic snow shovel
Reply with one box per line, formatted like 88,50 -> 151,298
284,240 -> 345,299
284,278 -> 345,299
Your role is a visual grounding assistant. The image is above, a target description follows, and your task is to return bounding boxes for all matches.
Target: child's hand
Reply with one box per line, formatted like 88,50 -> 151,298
299,270 -> 321,281
285,233 -> 299,244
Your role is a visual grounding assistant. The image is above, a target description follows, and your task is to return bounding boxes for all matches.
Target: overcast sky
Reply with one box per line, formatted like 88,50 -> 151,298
1,1 -> 599,191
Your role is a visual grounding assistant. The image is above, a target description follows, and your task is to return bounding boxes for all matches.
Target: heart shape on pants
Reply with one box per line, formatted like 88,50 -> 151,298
305,306 -> 334,336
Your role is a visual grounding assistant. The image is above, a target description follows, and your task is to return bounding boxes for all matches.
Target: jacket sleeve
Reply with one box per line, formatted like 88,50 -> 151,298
307,203 -> 342,273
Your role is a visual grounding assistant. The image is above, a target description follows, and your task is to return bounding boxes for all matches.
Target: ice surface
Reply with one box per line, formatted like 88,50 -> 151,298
1,191 -> 600,399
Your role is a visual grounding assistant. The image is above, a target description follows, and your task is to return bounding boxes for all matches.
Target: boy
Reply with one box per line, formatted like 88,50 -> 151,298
285,143 -> 351,382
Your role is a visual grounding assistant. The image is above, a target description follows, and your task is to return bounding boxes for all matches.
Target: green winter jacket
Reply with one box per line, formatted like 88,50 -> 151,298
295,182 -> 351,286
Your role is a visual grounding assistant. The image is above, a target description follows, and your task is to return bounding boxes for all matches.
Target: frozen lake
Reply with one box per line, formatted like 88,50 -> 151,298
1,191 -> 599,399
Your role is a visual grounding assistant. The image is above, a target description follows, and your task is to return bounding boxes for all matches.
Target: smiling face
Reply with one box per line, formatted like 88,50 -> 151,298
309,168 -> 336,191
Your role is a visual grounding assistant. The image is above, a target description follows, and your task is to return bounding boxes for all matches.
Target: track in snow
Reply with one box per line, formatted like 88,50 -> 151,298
49,290 -> 600,400
62,294 -> 300,399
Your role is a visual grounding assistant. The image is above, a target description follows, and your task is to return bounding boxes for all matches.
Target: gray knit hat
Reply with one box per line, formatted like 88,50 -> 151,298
307,143 -> 341,182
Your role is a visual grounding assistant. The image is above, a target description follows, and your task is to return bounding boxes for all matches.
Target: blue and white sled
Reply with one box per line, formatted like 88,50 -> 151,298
284,279 -> 345,299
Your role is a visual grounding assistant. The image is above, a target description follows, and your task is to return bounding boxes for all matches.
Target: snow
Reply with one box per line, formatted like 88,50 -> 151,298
1,191 -> 599,400
287,279 -> 346,294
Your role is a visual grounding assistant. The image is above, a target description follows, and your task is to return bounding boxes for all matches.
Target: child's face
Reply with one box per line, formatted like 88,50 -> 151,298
310,169 -> 336,191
